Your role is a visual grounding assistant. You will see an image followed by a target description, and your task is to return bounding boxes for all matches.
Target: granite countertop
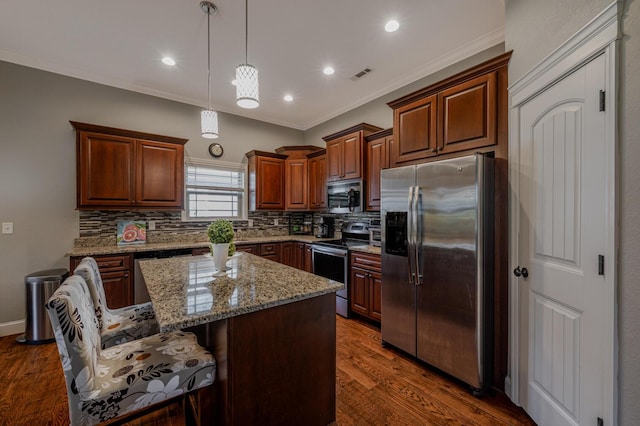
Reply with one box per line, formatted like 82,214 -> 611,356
349,245 -> 381,255
66,234 -> 338,257
138,252 -> 343,332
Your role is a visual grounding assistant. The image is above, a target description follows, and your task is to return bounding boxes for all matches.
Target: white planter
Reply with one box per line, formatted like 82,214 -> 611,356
211,242 -> 230,276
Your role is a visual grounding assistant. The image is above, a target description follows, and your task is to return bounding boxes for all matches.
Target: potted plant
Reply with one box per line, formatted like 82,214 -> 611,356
208,219 -> 235,275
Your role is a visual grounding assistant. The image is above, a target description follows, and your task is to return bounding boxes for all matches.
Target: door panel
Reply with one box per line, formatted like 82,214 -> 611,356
380,165 -> 416,355
136,140 -> 183,207
518,54 -> 607,426
416,155 -> 481,388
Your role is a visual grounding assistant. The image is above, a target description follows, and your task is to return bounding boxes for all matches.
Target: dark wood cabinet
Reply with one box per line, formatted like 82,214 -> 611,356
279,242 -> 307,270
438,72 -> 497,155
284,158 -> 309,210
72,122 -> 186,210
323,123 -> 382,182
249,146 -> 322,212
349,252 -> 381,323
392,95 -> 438,166
308,150 -> 327,210
258,242 -> 281,263
135,140 -> 184,208
350,267 -> 369,317
388,53 -> 509,167
293,242 -> 306,270
235,244 -> 258,254
365,128 -> 393,211
280,242 -> 294,267
246,151 -> 286,211
70,254 -> 133,309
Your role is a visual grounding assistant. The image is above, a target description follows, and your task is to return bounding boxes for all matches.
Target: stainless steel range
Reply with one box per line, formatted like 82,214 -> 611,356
311,221 -> 369,317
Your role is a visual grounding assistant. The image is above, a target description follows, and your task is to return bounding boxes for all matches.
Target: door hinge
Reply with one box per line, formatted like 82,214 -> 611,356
597,417 -> 604,426
599,90 -> 606,111
598,255 -> 605,275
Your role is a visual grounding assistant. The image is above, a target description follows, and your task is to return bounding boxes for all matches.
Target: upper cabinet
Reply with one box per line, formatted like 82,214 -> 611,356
307,150 -> 327,211
365,128 -> 393,211
438,72 -> 496,154
247,146 -> 323,212
276,146 -> 323,211
387,52 -> 511,167
72,121 -> 186,210
246,151 -> 287,211
323,123 -> 382,182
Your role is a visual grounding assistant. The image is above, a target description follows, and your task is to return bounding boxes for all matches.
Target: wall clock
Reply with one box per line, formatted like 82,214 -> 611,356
208,143 -> 224,158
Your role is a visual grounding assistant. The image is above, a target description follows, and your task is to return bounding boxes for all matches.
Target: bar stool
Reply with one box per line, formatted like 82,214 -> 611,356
46,275 -> 215,425
74,256 -> 159,348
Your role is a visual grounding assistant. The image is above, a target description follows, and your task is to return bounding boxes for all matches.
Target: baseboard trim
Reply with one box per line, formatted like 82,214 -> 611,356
0,320 -> 25,337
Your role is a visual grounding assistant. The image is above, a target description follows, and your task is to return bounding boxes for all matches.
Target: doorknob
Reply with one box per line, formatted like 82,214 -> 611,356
513,266 -> 529,278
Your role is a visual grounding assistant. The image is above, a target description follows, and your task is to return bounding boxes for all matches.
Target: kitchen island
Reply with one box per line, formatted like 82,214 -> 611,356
138,252 -> 342,426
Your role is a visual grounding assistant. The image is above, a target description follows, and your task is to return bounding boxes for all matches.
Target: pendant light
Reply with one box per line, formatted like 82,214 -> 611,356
235,0 -> 259,109
201,1 -> 219,138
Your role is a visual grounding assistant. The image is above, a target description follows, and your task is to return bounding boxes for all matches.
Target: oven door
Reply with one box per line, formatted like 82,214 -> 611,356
312,245 -> 349,317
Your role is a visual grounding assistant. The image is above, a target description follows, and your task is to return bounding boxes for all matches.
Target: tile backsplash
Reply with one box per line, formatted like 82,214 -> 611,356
77,210 -> 380,247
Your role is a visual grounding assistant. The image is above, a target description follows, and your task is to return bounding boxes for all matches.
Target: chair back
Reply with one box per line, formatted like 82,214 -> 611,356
73,257 -> 112,327
46,275 -> 102,423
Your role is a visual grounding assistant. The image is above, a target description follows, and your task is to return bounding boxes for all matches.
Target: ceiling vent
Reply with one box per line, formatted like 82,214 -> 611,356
350,68 -> 373,81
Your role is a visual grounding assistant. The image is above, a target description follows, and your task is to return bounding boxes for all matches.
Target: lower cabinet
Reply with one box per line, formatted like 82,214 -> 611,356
70,254 -> 133,309
236,244 -> 258,254
259,243 -> 281,263
349,252 -> 382,322
280,242 -> 295,267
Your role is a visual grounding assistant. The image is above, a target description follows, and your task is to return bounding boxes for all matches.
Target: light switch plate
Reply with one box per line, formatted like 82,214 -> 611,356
2,222 -> 14,234
274,219 -> 279,226
148,221 -> 156,230
248,219 -> 254,227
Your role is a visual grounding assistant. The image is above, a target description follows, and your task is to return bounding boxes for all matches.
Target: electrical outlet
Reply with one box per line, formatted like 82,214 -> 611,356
248,219 -> 254,227
2,222 -> 14,234
148,221 -> 156,230
274,219 -> 279,226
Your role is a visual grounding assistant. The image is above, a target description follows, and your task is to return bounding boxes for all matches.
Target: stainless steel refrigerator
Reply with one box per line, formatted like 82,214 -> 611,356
381,153 -> 494,393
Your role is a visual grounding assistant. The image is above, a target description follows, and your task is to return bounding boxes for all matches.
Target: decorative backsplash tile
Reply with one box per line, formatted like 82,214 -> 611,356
77,210 -> 379,247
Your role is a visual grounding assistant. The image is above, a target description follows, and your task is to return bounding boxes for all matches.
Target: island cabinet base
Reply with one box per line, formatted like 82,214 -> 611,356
203,293 -> 337,425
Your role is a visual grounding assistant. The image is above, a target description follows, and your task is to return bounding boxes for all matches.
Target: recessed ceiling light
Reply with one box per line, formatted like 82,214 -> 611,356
385,20 -> 400,33
323,66 -> 335,75
284,94 -> 293,102
162,57 -> 176,66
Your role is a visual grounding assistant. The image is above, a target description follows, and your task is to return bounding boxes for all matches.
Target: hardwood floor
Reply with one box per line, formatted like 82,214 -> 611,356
0,317 -> 533,425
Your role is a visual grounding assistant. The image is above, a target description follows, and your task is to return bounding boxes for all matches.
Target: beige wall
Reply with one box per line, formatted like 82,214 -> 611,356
0,61 -> 303,327
506,0 -> 640,423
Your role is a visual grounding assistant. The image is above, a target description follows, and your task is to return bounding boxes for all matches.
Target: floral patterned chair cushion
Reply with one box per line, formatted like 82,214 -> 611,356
46,275 -> 216,426
74,257 -> 160,348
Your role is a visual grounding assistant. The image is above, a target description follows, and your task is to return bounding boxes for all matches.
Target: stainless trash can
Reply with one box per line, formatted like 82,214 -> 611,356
18,268 -> 69,344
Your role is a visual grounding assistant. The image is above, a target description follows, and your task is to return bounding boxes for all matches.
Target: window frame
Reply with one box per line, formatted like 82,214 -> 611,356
181,158 -> 247,222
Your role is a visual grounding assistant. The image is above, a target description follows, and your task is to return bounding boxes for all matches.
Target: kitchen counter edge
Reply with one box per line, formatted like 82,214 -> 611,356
66,235 -> 345,257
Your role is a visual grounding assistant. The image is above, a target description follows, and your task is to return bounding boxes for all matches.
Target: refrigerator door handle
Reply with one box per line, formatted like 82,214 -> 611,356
407,186 -> 416,285
413,186 -> 423,285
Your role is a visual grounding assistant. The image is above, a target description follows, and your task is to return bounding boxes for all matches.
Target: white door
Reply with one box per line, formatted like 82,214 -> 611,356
517,54 -> 610,425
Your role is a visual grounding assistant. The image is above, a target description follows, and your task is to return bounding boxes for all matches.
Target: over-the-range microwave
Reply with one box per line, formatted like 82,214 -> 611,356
327,179 -> 362,214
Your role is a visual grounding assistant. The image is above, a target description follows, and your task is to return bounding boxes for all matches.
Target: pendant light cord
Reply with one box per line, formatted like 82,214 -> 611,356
207,5 -> 212,110
245,0 -> 248,65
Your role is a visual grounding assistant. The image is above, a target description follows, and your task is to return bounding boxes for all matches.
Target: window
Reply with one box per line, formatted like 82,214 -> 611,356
183,159 -> 245,220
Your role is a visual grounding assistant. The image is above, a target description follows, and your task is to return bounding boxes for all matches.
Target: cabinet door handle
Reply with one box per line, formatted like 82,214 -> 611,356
123,273 -> 129,278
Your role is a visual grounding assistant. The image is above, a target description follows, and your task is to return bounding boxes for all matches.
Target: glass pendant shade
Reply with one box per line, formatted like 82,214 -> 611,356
201,109 -> 219,139
235,64 -> 259,109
